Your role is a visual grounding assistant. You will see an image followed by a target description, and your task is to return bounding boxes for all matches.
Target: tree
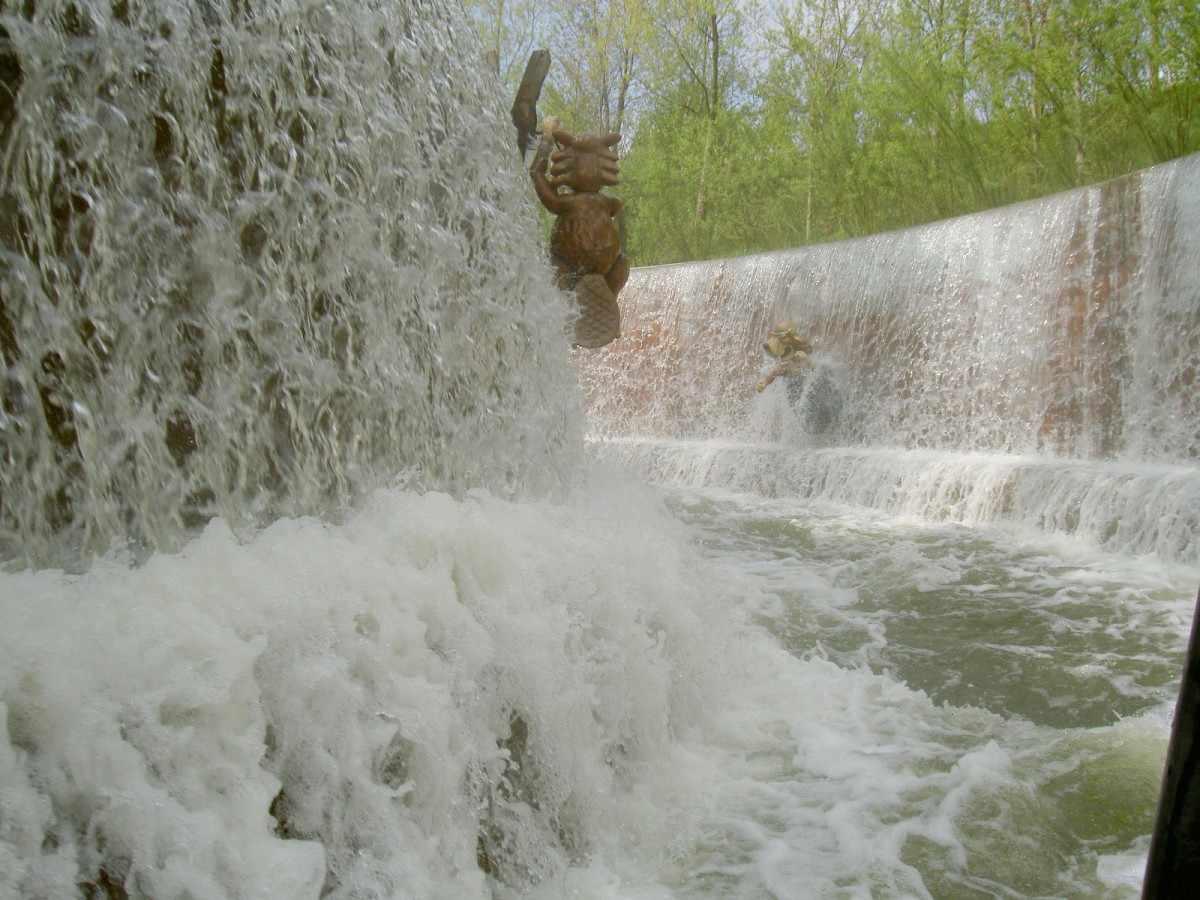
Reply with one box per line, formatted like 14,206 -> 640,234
762,0 -> 881,240
1088,0 -> 1200,165
547,0 -> 653,134
617,0 -> 762,261
462,0 -> 1200,266
461,0 -> 551,86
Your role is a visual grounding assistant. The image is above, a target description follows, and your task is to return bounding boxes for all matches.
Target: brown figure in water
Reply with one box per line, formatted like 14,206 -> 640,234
530,115 -> 629,349
756,321 -> 815,393
756,320 -> 843,433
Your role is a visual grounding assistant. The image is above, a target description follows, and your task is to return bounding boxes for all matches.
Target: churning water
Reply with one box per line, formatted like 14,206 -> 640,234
571,152 -> 1200,897
1,1 -> 1198,898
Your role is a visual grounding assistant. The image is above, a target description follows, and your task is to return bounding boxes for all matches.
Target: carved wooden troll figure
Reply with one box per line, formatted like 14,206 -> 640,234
529,115 -> 628,349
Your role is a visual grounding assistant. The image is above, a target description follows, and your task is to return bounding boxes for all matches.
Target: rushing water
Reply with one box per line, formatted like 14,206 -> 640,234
2,1 -> 1198,898
646,486 -> 1196,899
571,154 -> 1200,897
0,0 -> 583,569
577,153 -> 1200,567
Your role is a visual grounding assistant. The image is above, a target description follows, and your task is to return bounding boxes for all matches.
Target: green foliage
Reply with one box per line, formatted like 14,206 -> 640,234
465,0 -> 1200,266
621,100 -> 807,264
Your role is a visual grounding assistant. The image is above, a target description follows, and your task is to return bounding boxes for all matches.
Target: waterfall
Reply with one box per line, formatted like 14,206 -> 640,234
1,5 -> 1197,898
0,0 -> 582,569
0,4 -> 737,896
577,154 -> 1200,562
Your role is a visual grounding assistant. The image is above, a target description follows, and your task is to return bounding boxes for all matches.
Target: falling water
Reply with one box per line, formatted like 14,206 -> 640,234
578,154 -> 1200,563
2,4 -> 1198,899
0,0 -> 582,569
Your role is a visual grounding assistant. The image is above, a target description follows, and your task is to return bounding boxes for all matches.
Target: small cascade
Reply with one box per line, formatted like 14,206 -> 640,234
578,155 -> 1200,561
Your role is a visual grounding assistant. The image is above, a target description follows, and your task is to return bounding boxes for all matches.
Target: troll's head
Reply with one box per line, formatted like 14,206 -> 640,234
548,129 -> 622,194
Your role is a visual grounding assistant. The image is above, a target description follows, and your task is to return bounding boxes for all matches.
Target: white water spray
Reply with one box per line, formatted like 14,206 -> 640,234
0,0 -> 582,568
1,4 -> 1196,898
579,155 -> 1200,562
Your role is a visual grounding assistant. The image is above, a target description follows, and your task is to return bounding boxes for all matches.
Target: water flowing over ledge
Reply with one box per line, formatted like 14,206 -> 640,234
577,154 -> 1200,563
0,5 -> 1194,897
594,438 -> 1200,563
0,0 -> 582,568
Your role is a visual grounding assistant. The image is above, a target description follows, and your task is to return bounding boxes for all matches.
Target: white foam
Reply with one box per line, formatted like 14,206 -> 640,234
0,475 -> 755,897
4,473 -> 1181,897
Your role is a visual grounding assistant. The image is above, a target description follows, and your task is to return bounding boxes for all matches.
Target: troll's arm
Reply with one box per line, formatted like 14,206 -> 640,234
756,353 -> 812,392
